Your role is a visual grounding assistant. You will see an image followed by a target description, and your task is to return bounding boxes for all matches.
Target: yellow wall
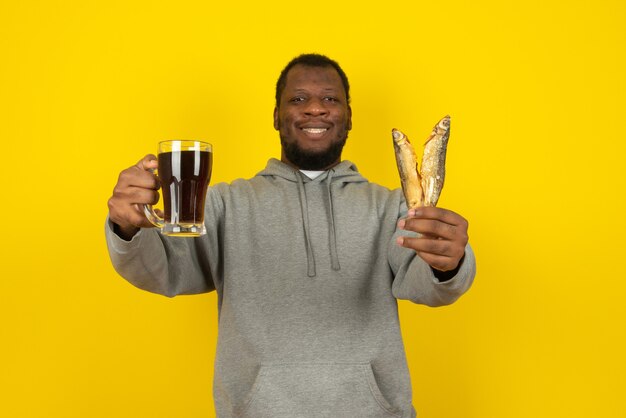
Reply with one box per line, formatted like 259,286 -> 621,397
2,1 -> 624,417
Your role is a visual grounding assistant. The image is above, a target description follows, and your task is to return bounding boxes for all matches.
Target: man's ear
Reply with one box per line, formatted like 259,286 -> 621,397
347,105 -> 352,131
273,107 -> 279,130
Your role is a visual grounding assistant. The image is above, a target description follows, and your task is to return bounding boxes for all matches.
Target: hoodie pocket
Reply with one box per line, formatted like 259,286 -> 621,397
235,362 -> 402,418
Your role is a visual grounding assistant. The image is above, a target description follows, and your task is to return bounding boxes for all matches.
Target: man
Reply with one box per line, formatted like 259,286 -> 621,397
106,53 -> 475,418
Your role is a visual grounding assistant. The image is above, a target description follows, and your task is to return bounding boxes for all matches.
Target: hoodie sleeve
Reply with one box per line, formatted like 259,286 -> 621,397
387,202 -> 476,306
104,187 -> 225,297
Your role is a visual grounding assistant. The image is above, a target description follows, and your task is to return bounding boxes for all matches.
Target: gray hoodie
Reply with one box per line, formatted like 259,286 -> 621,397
105,158 -> 476,418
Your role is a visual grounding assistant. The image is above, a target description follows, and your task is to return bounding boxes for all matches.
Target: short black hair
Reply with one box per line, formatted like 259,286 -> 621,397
275,53 -> 350,107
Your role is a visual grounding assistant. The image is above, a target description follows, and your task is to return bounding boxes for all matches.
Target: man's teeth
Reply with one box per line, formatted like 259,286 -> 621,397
302,128 -> 327,134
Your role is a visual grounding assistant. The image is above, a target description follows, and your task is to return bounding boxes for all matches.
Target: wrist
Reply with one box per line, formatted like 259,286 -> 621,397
432,254 -> 465,282
113,222 -> 140,241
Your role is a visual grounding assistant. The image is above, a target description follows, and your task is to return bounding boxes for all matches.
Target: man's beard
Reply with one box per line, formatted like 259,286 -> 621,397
281,134 -> 348,170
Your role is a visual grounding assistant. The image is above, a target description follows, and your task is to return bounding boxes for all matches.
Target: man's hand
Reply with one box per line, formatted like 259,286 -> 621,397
107,155 -> 160,240
396,207 -> 469,272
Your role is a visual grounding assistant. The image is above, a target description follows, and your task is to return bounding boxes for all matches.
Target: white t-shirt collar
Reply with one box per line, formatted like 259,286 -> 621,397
299,170 -> 325,180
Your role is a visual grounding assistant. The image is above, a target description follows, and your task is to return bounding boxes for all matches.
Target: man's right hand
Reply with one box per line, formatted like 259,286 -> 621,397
107,155 -> 160,240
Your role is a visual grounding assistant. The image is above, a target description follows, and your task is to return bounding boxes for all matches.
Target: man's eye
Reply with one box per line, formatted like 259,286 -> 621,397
290,97 -> 305,103
324,97 -> 338,102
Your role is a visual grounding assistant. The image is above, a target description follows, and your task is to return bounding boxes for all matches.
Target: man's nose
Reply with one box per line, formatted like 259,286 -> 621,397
304,98 -> 328,116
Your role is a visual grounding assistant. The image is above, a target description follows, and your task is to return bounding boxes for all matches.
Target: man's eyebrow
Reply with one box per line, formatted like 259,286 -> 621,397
287,87 -> 341,97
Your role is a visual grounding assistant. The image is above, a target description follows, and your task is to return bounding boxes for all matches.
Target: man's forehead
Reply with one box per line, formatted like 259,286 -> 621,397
284,65 -> 342,88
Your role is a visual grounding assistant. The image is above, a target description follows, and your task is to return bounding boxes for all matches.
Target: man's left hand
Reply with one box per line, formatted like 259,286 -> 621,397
396,207 -> 469,272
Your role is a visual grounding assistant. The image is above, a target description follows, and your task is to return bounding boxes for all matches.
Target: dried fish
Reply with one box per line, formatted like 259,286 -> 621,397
392,128 -> 423,209
421,115 -> 450,207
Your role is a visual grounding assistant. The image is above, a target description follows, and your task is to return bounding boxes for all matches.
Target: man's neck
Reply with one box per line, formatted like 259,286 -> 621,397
280,156 -> 342,171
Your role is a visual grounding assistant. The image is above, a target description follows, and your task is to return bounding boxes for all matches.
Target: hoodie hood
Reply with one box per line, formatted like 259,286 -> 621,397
256,158 -> 368,277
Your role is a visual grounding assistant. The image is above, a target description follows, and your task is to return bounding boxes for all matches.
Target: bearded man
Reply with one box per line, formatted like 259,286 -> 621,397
106,53 -> 476,418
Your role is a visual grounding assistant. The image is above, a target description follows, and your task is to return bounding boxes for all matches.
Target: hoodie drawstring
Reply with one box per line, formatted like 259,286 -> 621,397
325,170 -> 341,271
296,172 -> 316,277
296,170 -> 341,277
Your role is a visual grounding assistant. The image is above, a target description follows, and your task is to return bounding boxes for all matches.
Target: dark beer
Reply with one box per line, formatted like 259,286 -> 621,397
158,150 -> 212,225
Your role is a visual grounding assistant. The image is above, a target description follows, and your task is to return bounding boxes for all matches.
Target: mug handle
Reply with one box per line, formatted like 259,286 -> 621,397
143,204 -> 164,228
142,167 -> 164,228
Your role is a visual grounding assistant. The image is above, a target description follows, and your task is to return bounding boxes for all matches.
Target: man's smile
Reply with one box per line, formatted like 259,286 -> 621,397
301,128 -> 328,134
300,127 -> 329,138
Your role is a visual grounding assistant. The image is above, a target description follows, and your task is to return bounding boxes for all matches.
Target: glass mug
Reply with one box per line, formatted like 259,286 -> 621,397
143,140 -> 213,237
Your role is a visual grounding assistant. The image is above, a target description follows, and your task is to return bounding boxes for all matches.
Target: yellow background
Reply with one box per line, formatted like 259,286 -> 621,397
1,1 -> 625,417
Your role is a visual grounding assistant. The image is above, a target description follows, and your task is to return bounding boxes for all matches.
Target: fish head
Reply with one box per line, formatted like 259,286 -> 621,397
437,115 -> 451,132
425,115 -> 451,144
441,115 -> 450,125
392,128 -> 409,146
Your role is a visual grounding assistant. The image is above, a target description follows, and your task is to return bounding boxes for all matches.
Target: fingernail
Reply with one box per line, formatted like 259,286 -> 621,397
396,236 -> 404,246
408,209 -> 415,217
397,219 -> 405,229
412,209 -> 422,217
